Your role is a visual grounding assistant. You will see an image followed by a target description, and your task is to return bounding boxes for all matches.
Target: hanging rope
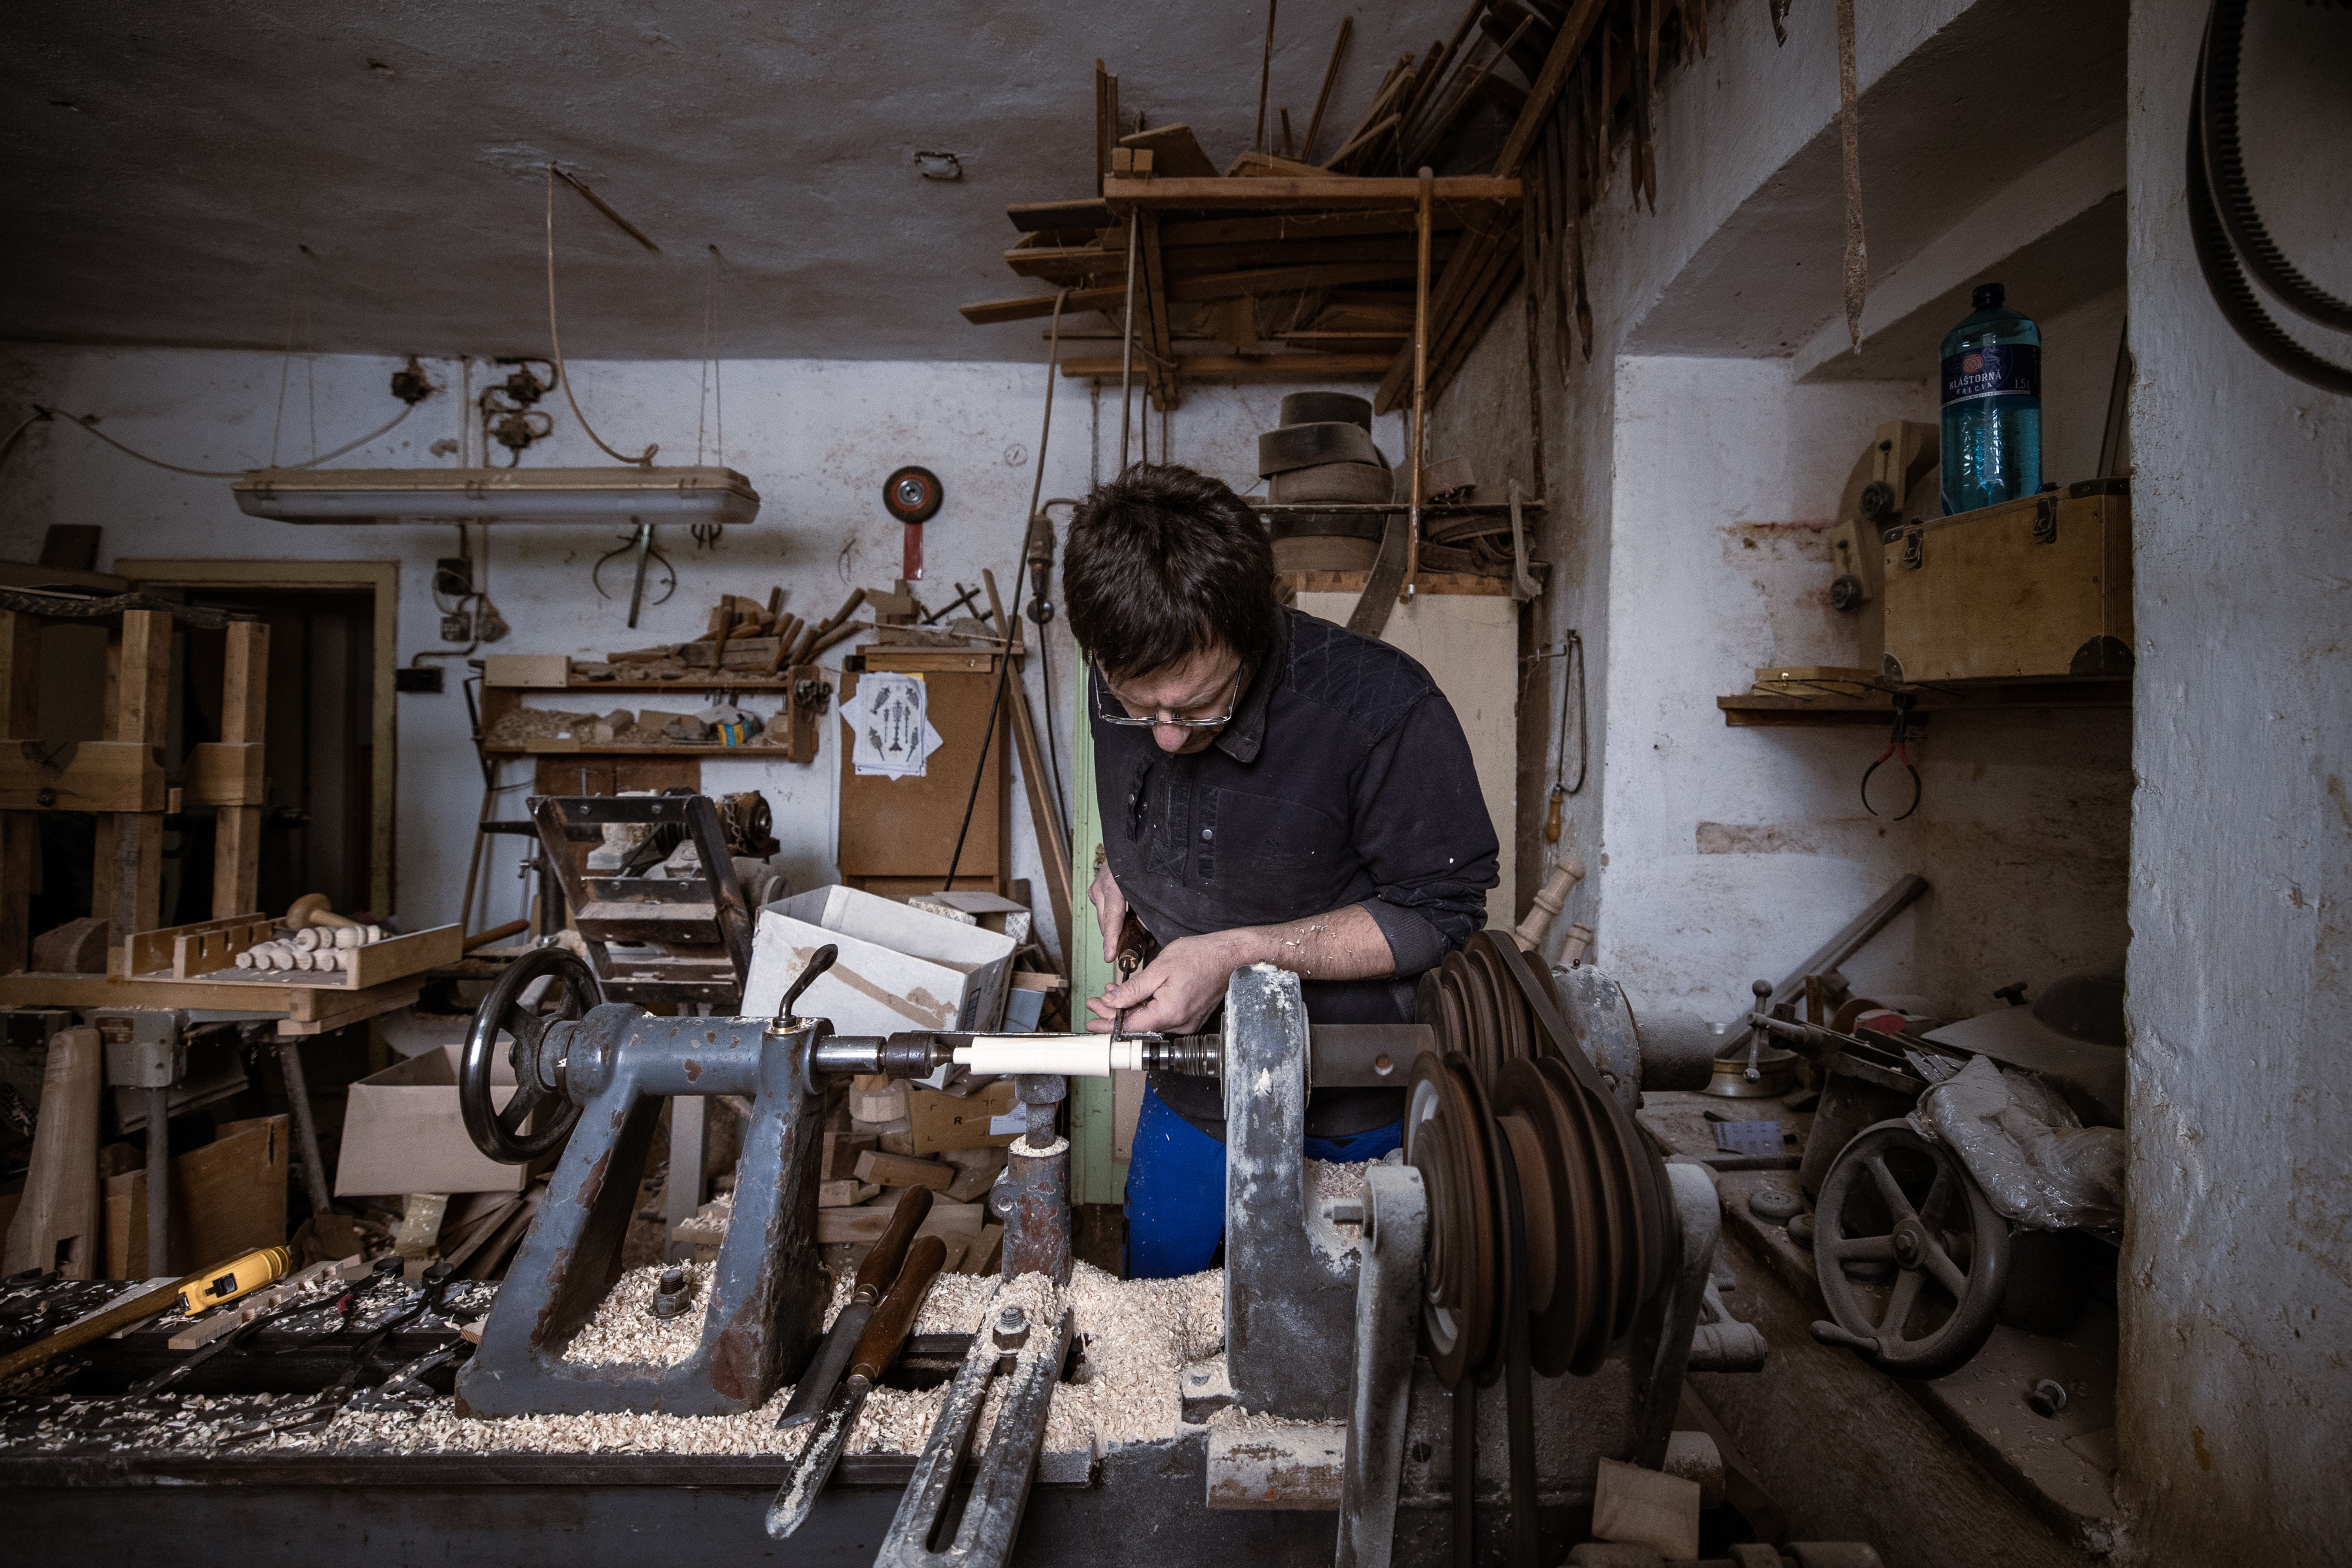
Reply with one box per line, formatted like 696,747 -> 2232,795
545,163 -> 657,467
697,245 -> 727,466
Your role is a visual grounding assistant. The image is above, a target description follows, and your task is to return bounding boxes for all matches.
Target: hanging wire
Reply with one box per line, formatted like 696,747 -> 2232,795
946,290 -> 1068,891
544,163 -> 657,467
697,245 -> 725,466
32,400 -> 415,479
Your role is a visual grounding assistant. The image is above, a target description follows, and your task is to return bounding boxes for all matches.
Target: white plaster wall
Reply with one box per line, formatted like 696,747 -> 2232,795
1596,357 -> 2130,1021
2116,0 -> 2352,1557
0,345 -> 1332,960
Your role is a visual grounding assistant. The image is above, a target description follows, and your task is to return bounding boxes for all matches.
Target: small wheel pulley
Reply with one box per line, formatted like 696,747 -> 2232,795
1812,1118 -> 2010,1379
883,465 -> 943,524
461,946 -> 604,1164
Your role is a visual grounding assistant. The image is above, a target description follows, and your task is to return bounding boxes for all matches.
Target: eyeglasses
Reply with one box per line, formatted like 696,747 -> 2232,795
1094,667 -> 1245,729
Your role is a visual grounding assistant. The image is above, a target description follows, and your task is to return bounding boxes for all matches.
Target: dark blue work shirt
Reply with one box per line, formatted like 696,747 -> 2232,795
1094,607 -> 1499,1136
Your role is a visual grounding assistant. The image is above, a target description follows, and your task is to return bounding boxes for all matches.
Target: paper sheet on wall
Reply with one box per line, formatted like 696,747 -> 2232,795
843,672 -> 944,779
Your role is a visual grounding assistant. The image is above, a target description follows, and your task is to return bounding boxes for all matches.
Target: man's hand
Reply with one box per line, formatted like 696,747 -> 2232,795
1085,933 -> 1239,1036
1087,860 -> 1129,967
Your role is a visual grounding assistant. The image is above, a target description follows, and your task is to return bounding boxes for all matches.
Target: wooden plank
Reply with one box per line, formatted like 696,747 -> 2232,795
114,609 -> 172,747
837,666 -> 1008,891
125,911 -> 266,977
102,1115 -> 290,1279
175,917 -> 272,978
185,741 -> 265,806
2,1027 -> 102,1278
213,807 -> 263,921
1118,123 -> 1220,180
1138,209 -> 1177,408
93,811 -> 164,940
1060,352 -> 1394,382
818,1179 -> 881,1208
339,924 -> 465,988
1284,570 -> 1512,597
0,739 -> 168,811
1101,174 -> 1518,212
816,1200 -> 984,1245
1493,0 -> 1607,177
274,987 -> 421,1037
1592,1456 -> 1701,1560
854,1150 -> 956,1192
1004,675 -> 1074,961
1008,198 -> 1114,233
219,620 -> 268,744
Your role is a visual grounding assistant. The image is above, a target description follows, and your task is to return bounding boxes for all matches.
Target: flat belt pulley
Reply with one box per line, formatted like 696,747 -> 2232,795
1406,932 -> 1676,1388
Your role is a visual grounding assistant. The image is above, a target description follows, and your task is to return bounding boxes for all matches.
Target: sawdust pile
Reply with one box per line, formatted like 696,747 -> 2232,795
559,1262 -> 712,1368
26,1262 -> 1238,1462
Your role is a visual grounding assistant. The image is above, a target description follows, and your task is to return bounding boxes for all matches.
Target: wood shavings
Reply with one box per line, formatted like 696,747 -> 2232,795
560,1262 -> 712,1367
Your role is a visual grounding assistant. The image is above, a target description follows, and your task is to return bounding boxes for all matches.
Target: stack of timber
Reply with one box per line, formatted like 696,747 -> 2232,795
960,0 -> 1718,413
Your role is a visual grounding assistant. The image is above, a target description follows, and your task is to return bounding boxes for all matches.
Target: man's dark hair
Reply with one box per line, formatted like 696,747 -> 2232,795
1063,464 -> 1281,680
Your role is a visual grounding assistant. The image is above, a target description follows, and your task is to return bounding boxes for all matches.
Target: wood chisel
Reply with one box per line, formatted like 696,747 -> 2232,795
776,1183 -> 933,1429
0,1246 -> 292,1385
764,1233 -> 947,1539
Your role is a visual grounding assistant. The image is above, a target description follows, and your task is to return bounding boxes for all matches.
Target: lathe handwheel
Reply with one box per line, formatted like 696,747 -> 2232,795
1814,1119 -> 2010,1380
461,947 -> 602,1164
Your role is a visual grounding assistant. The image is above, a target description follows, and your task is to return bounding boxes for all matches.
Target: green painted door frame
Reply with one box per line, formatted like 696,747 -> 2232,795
1064,654 -> 1127,1205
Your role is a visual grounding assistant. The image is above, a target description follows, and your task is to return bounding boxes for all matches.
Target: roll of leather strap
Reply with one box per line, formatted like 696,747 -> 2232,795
1271,461 -> 1396,504
1278,391 -> 1374,431
1393,454 -> 1476,503
1258,420 -> 1387,477
1265,509 -> 1387,540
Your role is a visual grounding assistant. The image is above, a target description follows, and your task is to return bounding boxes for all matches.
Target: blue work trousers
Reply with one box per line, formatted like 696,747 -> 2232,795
1124,1081 -> 1403,1279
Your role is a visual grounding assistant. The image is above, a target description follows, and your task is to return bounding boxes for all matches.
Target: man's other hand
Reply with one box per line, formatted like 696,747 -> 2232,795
1087,860 -> 1130,966
1084,934 -> 1237,1036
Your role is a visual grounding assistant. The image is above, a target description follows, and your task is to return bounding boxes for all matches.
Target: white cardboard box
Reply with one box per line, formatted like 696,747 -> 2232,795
744,885 -> 1017,1037
336,1042 -> 530,1196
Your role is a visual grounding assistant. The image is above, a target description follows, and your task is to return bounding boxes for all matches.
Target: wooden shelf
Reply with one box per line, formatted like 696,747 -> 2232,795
1250,499 -> 1545,517
1719,677 -> 2131,727
489,677 -> 805,693
482,741 -> 801,758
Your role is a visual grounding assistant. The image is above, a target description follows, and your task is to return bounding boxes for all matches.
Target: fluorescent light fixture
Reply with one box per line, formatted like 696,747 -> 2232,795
231,466 -> 761,524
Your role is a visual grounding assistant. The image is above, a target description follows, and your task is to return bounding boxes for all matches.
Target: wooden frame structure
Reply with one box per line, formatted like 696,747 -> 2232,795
115,559 -> 399,918
0,599 -> 269,971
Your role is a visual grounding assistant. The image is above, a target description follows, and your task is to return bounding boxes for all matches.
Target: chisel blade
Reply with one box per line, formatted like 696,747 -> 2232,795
765,1377 -> 867,1539
776,1300 -> 871,1430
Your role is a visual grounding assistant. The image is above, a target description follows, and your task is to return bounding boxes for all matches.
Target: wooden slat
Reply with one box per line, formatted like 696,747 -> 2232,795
220,620 -> 268,744
1058,352 -> 1395,382
817,1199 -> 984,1246
1170,260 -> 1424,302
1004,674 -> 1073,960
1100,175 -> 1518,212
185,741 -> 265,807
213,807 -> 263,922
1118,123 -> 1220,180
1010,233 -> 1458,284
114,609 -> 172,747
1492,0 -> 1608,178
0,740 -> 167,812
1138,210 -> 1177,409
1009,198 -> 1115,234
125,911 -> 266,978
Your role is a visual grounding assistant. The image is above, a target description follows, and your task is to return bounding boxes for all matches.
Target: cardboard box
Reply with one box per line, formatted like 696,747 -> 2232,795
336,1043 -> 532,1196
482,654 -> 572,688
102,1114 -> 289,1278
742,885 -> 1017,1037
910,1079 -> 1020,1153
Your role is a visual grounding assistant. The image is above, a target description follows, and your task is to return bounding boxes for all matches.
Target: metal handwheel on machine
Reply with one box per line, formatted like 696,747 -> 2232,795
459,944 -> 605,1164
1809,1119 -> 2012,1380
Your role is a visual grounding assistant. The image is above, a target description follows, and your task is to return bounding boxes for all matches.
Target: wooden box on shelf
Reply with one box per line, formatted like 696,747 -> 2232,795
1880,479 -> 2133,684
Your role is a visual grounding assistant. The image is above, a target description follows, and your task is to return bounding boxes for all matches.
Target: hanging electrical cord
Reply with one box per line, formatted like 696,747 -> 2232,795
26,399 -> 416,479
544,163 -> 659,466
2187,0 -> 2352,394
945,292 -> 1069,891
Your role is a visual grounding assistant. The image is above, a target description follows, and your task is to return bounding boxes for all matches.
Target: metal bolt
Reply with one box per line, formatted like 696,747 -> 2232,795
2026,1378 -> 2069,1417
993,1304 -> 1031,1352
652,1266 -> 693,1320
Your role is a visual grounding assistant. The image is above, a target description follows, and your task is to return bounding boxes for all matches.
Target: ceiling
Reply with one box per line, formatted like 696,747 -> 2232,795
1,2 -> 1433,362
1627,0 -> 2127,363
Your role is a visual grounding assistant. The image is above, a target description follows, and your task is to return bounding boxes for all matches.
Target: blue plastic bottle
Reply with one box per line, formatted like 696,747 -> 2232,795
1939,282 -> 2042,516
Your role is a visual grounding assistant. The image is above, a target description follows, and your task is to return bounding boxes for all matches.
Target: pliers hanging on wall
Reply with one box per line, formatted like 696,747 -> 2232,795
1861,693 -> 1922,821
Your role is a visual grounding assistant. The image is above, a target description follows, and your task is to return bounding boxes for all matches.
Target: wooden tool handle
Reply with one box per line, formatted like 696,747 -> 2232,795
852,1185 -> 933,1302
848,1235 -> 946,1383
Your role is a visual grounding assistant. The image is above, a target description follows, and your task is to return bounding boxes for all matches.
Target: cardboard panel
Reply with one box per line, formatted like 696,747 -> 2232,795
102,1114 -> 289,1278
336,1043 -> 527,1196
741,888 -> 1015,1037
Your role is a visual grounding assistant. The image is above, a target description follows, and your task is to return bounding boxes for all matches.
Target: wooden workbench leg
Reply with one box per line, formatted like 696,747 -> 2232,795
97,610 -> 172,941
0,609 -> 38,972
214,619 -> 270,918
